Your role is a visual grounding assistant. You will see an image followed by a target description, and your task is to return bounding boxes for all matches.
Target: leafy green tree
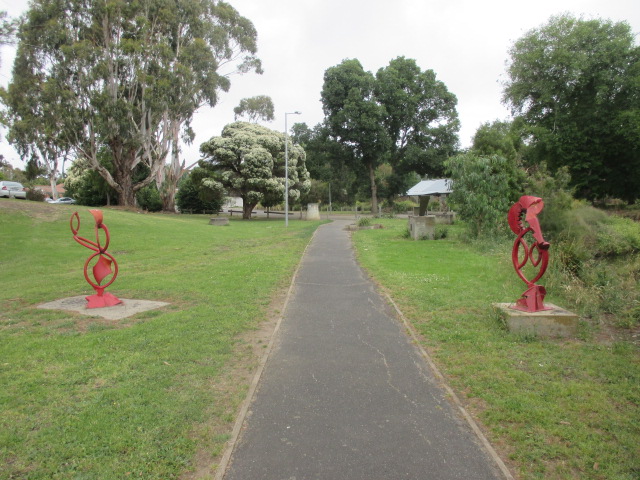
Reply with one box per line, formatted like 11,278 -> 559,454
471,120 -> 524,161
6,0 -> 261,208
200,122 -> 310,219
291,122 -> 358,206
233,96 -> 275,123
321,58 -> 459,212
176,165 -> 225,213
375,57 -> 459,182
321,59 -> 389,213
445,153 -> 525,238
503,14 -> 640,202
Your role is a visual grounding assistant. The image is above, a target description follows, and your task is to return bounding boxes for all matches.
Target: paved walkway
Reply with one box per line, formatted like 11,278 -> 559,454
223,220 -> 507,480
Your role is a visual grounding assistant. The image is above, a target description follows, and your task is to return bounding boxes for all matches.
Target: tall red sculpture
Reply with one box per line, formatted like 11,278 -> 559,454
70,210 -> 122,308
508,196 -> 551,312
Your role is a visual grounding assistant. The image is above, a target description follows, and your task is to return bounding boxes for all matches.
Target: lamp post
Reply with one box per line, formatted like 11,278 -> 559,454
284,111 -> 301,227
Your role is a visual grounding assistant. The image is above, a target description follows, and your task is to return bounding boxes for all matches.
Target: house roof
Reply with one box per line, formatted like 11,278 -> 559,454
406,178 -> 452,196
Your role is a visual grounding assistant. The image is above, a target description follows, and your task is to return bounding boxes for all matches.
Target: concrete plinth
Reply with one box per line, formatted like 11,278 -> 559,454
408,215 -> 436,240
493,303 -> 579,338
209,217 -> 229,226
306,203 -> 320,220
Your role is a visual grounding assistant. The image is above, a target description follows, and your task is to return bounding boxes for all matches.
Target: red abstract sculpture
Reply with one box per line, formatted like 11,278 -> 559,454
70,210 -> 122,309
508,196 -> 551,312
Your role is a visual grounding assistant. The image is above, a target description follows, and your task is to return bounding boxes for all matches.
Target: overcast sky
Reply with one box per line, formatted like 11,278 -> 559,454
0,0 -> 638,169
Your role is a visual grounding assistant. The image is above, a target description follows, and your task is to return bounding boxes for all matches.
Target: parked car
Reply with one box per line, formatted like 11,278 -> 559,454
0,181 -> 27,199
51,197 -> 77,204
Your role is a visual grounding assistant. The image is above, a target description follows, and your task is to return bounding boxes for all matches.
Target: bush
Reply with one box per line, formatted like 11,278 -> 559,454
390,200 -> 417,214
445,153 -> 525,239
136,185 -> 163,212
357,217 -> 371,227
176,174 -> 224,214
26,189 -> 46,202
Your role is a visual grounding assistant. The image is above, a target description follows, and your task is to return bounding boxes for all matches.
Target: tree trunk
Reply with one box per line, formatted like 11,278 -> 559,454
243,201 -> 256,219
160,120 -> 182,212
368,162 -> 378,215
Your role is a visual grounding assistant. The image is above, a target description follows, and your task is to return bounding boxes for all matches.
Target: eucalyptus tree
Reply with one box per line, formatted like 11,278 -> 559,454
233,95 -> 275,123
5,0 -> 261,207
503,14 -> 640,202
200,122 -> 310,219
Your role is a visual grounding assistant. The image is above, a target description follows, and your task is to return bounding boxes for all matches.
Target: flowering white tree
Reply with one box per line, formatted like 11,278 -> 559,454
200,122 -> 310,219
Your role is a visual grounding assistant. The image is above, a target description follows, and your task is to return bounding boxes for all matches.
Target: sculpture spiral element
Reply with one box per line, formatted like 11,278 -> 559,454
70,210 -> 122,309
508,196 -> 551,312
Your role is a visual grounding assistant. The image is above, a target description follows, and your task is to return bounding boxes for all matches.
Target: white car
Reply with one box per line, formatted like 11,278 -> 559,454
51,197 -> 76,204
0,181 -> 27,199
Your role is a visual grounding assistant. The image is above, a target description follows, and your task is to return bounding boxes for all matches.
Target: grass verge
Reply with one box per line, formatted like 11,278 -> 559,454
0,200 -> 323,479
352,218 -> 639,480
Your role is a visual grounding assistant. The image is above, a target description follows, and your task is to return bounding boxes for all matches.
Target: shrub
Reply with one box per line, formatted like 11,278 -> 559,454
434,226 -> 448,240
357,217 -> 371,227
136,185 -> 163,212
391,200 -> 417,214
176,173 -> 224,214
445,153 -> 525,239
26,189 -> 46,202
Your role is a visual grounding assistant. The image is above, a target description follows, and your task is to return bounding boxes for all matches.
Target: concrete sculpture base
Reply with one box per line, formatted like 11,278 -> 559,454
493,302 -> 579,338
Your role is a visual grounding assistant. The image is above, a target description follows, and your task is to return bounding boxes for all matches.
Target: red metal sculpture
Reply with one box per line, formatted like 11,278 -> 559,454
70,210 -> 122,309
508,196 -> 551,312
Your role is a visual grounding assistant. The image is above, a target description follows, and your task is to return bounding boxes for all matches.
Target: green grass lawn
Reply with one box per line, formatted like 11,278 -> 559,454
353,219 -> 639,480
0,201 -> 323,479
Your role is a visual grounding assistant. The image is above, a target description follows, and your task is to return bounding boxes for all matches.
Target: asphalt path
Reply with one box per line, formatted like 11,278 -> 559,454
223,220 -> 507,480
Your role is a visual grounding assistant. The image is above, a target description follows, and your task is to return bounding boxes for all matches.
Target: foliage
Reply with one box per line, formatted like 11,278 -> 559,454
321,59 -> 388,214
375,57 -> 459,179
64,156 -> 117,206
200,122 -> 310,219
352,219 -> 639,479
291,122 -> 358,205
357,217 -> 371,227
26,188 -> 46,202
503,14 -> 640,203
176,167 -> 225,214
321,57 -> 459,212
0,203 -> 322,478
233,95 -> 275,123
5,0 -> 262,207
472,120 -> 523,161
136,184 -> 163,212
445,153 -> 525,238
388,199 -> 417,214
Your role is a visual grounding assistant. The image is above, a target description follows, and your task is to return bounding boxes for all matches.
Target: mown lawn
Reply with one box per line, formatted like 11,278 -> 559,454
0,200 -> 323,479
352,219 -> 639,480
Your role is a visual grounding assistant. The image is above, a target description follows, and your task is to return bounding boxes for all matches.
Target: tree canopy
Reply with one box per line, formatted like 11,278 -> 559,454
503,14 -> 640,202
233,95 -> 275,123
4,0 -> 261,207
321,57 -> 459,212
199,122 -> 310,219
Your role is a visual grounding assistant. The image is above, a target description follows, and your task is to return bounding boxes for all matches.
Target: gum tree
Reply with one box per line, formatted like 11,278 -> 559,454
5,0 -> 261,207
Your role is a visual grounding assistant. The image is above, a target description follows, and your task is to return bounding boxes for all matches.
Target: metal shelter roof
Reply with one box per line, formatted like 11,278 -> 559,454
406,178 -> 453,196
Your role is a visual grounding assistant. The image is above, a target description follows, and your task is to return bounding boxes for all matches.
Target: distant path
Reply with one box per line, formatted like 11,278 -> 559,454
222,220 -> 507,479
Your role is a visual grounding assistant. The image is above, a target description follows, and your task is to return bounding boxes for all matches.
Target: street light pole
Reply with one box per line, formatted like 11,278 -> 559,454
284,111 -> 301,227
